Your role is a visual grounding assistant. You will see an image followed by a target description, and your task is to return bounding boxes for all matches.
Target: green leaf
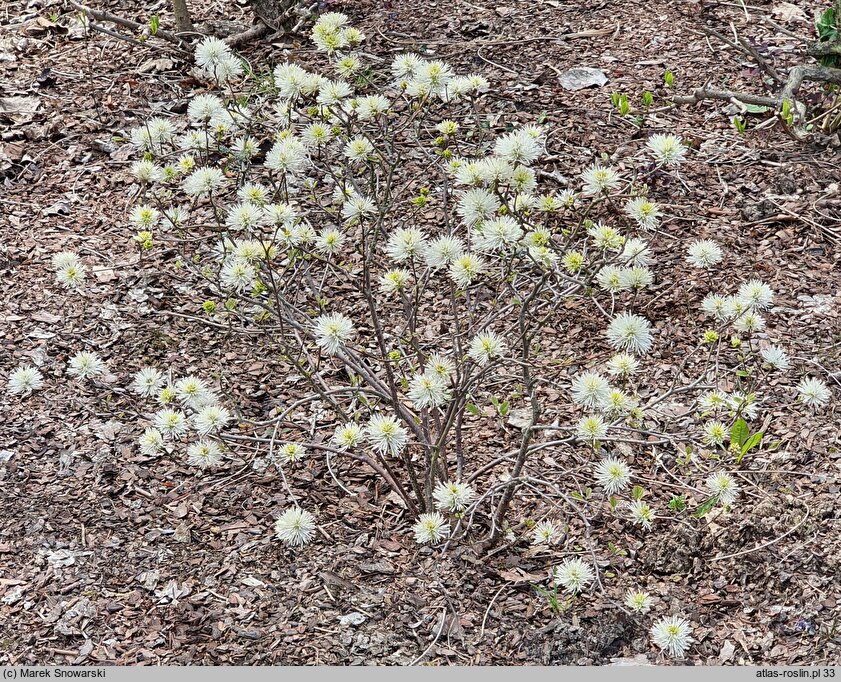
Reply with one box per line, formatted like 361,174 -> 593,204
737,431 -> 763,463
730,418 -> 749,448
465,402 -> 480,417
739,102 -> 770,114
694,496 -> 718,518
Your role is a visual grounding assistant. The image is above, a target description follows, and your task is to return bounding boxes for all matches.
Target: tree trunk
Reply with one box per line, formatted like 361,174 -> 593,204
172,0 -> 194,32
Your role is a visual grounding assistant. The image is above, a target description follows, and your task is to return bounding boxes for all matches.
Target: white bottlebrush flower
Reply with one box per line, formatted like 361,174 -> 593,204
130,117 -> 176,150
174,375 -> 211,410
797,376 -> 831,409
275,508 -> 317,547
432,480 -> 475,512
301,122 -> 334,147
56,262 -> 87,289
187,440 -> 224,468
332,422 -> 364,449
581,163 -> 621,195
67,351 -> 106,380
624,196 -> 660,230
760,345 -> 790,371
701,293 -> 729,320
448,253 -> 486,288
220,258 -> 256,292
316,78 -> 353,105
129,204 -> 159,229
182,166 -> 225,197
587,222 -> 624,250
733,310 -> 765,334
413,512 -> 450,544
138,427 -> 165,456
336,53 -> 362,78
194,405 -> 231,435
467,331 -> 506,366
596,265 -> 624,293
737,279 -> 774,310
456,188 -> 500,226
187,94 -> 226,123
379,269 -> 411,295
594,456 -> 632,495
408,372 -> 450,409
356,94 -> 390,120
650,616 -> 694,657
627,499 -> 655,530
7,365 -> 44,396
231,136 -> 259,160
531,520 -> 560,546
621,238 -> 653,267
603,388 -> 636,417
386,227 -> 428,262
276,443 -> 306,464
341,195 -> 377,223
551,557 -> 594,594
225,202 -> 264,231
131,159 -> 162,183
728,391 -> 760,420
606,353 -> 640,378
606,312 -> 653,355
51,251 -> 81,269
619,266 -> 653,291
699,390 -> 729,413
154,408 -> 189,439
647,133 -> 687,167
686,239 -> 723,268
265,137 -> 309,175
494,129 -> 543,165
575,415 -> 608,442
722,295 -> 747,320
426,353 -> 455,380
313,312 -> 355,355
391,53 -> 424,80
570,372 -> 611,409
473,216 -> 523,252
343,135 -> 374,161
263,202 -> 297,227
132,367 -> 165,397
706,471 -> 739,506
365,414 -> 408,456
701,421 -> 729,448
625,589 -> 653,614
274,62 -> 310,98
315,228 -> 346,255
425,235 -> 464,269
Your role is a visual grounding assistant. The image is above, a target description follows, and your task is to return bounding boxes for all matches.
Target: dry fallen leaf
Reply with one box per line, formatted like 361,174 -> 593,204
771,2 -> 807,22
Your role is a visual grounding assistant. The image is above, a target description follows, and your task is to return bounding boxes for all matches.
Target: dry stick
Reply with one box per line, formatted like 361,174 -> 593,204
68,0 -> 187,49
408,607 -> 448,666
674,65 -> 841,113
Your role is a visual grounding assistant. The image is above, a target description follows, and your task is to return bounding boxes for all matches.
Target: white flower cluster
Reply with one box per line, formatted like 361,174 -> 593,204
131,367 -> 231,469
52,251 -> 86,289
194,37 -> 243,84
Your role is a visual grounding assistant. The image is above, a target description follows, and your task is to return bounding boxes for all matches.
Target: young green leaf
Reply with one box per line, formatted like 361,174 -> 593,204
694,496 -> 718,519
730,418 -> 749,448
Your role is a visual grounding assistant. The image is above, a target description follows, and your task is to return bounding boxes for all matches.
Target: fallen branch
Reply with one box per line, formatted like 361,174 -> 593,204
224,22 -> 273,48
674,65 -> 841,112
68,0 -> 187,49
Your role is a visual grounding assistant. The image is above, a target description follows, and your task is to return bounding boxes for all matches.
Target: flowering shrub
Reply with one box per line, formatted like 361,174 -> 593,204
10,10 -> 838,660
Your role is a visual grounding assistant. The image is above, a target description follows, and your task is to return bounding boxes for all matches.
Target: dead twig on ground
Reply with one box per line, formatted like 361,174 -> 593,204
68,0 -> 189,51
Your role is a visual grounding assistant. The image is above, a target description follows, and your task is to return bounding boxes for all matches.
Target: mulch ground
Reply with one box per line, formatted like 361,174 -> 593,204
1,0 -> 840,666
